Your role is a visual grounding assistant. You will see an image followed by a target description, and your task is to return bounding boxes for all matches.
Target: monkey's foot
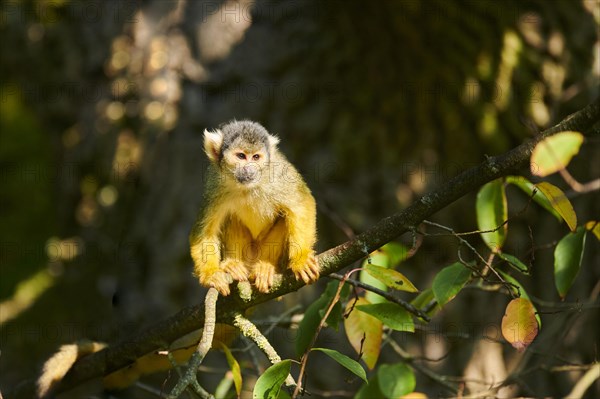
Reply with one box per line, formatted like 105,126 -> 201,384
220,259 -> 249,281
201,270 -> 233,296
291,252 -> 320,284
251,261 -> 277,293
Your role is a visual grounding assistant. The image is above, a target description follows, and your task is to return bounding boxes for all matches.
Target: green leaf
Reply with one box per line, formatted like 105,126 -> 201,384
554,227 -> 587,299
531,131 -> 584,177
501,298 -> 539,351
365,264 -> 418,292
356,302 -> 414,332
506,176 -> 561,220
476,179 -> 508,251
536,182 -> 577,232
355,374 -> 384,399
221,344 -> 242,397
312,348 -> 367,382
214,374 -> 234,399
296,283 -> 336,356
253,360 -> 291,399
498,271 -> 541,327
498,252 -> 529,275
377,363 -> 416,398
381,242 -> 411,266
432,263 -> 471,306
344,297 -> 382,370
361,249 -> 391,304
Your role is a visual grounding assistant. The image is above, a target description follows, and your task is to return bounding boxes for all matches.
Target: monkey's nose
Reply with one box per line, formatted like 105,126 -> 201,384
237,164 -> 261,184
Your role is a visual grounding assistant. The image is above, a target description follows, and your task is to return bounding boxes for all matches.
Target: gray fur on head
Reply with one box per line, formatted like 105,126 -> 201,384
203,120 -> 280,163
219,120 -> 278,153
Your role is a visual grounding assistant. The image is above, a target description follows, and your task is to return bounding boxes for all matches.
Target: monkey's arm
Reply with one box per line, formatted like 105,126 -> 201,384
189,196 -> 233,295
283,185 -> 319,283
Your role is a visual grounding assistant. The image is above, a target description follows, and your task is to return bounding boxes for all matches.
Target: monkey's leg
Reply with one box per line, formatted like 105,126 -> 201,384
221,217 -> 253,282
253,218 -> 287,293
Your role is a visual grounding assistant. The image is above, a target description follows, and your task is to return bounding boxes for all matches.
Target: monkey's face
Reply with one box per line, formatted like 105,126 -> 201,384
221,144 -> 270,187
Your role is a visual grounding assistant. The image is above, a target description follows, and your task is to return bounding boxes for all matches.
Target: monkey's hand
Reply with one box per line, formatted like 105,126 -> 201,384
252,261 -> 278,293
289,251 -> 320,284
200,269 -> 233,296
220,259 -> 249,282
191,238 -> 232,295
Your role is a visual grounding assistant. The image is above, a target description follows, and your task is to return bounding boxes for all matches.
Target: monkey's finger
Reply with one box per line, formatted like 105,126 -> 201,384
308,264 -> 320,280
227,264 -> 248,281
262,266 -> 274,293
255,262 -> 275,293
295,270 -> 311,284
212,282 -> 230,296
209,272 -> 232,296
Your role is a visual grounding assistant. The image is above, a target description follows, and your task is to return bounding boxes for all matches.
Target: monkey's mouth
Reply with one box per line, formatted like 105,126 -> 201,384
236,175 -> 259,185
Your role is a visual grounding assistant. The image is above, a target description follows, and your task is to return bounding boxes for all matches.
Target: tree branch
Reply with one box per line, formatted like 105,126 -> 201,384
56,99 -> 600,394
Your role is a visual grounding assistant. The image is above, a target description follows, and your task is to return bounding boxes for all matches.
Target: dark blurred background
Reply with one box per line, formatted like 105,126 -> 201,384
1,0 -> 599,398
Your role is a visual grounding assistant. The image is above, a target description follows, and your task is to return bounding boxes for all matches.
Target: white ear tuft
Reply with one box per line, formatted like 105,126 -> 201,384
204,129 -> 223,162
268,134 -> 280,148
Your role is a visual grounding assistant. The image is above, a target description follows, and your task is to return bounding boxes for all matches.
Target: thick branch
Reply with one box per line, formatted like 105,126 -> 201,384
56,99 -> 599,394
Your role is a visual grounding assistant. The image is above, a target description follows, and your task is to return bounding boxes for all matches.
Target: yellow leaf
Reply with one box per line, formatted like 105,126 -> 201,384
501,298 -> 539,351
344,298 -> 382,370
531,131 -> 584,177
585,221 -> 600,241
536,182 -> 577,231
221,344 -> 242,397
365,264 -> 419,293
401,393 -> 428,399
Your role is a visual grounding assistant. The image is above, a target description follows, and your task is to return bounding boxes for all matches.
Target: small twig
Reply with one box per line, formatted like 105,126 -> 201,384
167,288 -> 218,399
406,226 -> 424,259
566,363 -> 600,399
133,381 -> 166,397
423,221 -> 490,265
328,273 -> 431,322
565,176 -> 600,193
549,363 -> 600,373
422,220 -> 519,293
232,313 -> 296,387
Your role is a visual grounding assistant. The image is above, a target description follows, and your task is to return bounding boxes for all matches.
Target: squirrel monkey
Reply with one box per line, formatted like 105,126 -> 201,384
190,120 -> 320,295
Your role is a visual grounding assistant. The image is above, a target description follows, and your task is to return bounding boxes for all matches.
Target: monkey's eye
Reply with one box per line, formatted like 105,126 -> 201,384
252,154 -> 260,161
236,153 -> 246,160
